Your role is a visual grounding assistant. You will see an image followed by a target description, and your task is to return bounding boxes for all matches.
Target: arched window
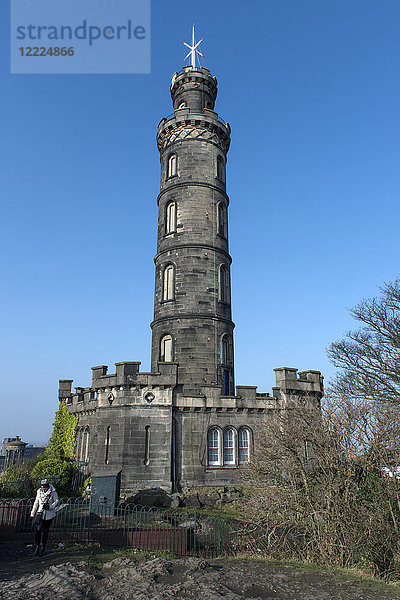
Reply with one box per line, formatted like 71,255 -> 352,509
165,201 -> 176,234
160,334 -> 173,362
219,265 -> 229,303
163,264 -> 175,301
238,428 -> 250,464
216,155 -> 225,181
208,427 -> 221,465
178,102 -> 186,109
218,203 -> 226,237
167,153 -> 177,178
223,428 -> 235,465
221,335 -> 231,365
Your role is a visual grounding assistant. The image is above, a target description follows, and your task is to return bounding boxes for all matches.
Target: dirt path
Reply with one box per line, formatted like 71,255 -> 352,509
1,542 -> 399,599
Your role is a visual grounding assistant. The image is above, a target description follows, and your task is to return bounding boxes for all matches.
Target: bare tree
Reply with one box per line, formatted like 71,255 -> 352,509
239,280 -> 400,578
328,279 -> 400,405
241,396 -> 400,578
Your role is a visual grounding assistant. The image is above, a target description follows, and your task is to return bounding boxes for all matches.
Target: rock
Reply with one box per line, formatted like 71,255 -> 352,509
132,487 -> 171,507
198,494 -> 216,507
170,495 -> 181,509
183,493 -> 201,508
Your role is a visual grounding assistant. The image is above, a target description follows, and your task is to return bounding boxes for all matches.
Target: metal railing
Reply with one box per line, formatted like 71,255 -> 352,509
0,498 -> 266,557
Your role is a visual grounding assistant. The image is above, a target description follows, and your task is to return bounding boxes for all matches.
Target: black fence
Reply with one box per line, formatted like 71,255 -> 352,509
0,498 -> 266,557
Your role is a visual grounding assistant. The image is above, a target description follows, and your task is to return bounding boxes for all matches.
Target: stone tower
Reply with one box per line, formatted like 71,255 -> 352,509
151,66 -> 234,395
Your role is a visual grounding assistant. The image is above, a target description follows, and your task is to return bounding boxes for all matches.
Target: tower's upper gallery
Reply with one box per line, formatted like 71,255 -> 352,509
170,66 -> 217,112
157,67 -> 231,155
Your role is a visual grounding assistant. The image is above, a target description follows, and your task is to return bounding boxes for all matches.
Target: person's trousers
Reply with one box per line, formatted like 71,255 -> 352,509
35,517 -> 54,548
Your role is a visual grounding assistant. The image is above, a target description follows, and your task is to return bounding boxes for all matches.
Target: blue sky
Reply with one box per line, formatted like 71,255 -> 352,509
1,0 -> 400,443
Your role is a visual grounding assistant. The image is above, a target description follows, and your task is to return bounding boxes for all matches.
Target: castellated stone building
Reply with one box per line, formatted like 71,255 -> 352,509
59,64 -> 323,497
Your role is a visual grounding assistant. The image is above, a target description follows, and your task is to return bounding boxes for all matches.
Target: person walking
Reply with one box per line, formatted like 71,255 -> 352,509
30,478 -> 59,556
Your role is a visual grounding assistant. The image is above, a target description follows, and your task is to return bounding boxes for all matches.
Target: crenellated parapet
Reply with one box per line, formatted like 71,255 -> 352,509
170,66 -> 218,111
59,361 -> 179,413
272,367 -> 324,409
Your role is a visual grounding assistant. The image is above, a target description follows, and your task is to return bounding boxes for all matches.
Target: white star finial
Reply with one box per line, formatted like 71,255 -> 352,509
182,24 -> 204,70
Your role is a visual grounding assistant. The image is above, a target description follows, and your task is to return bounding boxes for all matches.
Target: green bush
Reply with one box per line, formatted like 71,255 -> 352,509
1,401 -> 79,497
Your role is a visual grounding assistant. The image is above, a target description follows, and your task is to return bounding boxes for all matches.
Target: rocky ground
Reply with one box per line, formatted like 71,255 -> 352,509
1,542 -> 400,600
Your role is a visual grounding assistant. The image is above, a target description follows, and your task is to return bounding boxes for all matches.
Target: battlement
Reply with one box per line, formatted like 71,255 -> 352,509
170,66 -> 217,110
272,367 -> 324,409
59,361 -> 179,410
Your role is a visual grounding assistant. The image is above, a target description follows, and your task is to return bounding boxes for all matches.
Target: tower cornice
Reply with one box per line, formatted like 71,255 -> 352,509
150,314 -> 236,329
157,181 -> 230,206
154,244 -> 232,264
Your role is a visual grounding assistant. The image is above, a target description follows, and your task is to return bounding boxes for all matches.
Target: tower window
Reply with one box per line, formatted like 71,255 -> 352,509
208,427 -> 221,465
217,202 -> 226,237
178,102 -> 186,109
223,428 -> 235,465
160,334 -> 173,362
167,154 -> 177,178
216,155 -> 225,181
223,370 -> 230,396
163,264 -> 175,301
165,201 -> 176,234
221,334 -> 231,366
238,428 -> 250,464
219,264 -> 229,303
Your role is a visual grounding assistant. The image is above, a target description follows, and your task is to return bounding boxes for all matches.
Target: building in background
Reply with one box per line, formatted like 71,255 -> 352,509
0,437 -> 45,472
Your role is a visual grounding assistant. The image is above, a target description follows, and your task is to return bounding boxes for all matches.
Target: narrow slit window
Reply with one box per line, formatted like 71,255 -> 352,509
77,429 -> 83,461
84,429 -> 90,462
105,426 -> 111,464
144,425 -> 150,465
